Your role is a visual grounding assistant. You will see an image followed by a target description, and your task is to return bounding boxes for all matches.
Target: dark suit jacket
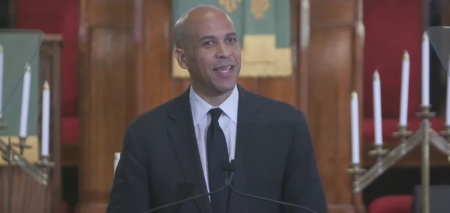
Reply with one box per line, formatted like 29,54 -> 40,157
107,86 -> 328,213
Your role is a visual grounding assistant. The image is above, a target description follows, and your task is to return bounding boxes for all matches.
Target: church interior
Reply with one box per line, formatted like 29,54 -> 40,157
1,0 -> 450,213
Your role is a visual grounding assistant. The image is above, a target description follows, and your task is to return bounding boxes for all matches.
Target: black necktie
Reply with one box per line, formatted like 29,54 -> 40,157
207,108 -> 229,213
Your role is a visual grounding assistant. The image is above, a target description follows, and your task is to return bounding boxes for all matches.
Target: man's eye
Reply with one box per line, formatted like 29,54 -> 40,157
226,37 -> 237,43
202,41 -> 214,47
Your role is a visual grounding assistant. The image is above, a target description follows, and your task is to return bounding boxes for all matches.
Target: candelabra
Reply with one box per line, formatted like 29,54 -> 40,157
348,106 -> 450,213
0,138 -> 52,185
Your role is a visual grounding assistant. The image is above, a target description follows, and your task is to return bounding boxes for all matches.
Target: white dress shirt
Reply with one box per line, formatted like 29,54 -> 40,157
189,85 -> 238,191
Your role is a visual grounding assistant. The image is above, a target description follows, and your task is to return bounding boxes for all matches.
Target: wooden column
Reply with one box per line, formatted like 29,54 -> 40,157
40,35 -> 63,213
308,0 -> 364,212
78,0 -> 138,212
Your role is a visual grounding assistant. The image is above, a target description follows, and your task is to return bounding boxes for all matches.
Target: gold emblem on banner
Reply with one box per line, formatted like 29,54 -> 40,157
251,0 -> 270,19
218,0 -> 270,19
218,0 -> 242,13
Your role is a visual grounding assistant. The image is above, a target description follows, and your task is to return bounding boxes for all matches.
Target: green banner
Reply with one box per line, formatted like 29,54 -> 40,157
0,30 -> 42,136
172,0 -> 292,78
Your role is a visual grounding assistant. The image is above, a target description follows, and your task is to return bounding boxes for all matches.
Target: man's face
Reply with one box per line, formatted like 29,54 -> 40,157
176,11 -> 241,98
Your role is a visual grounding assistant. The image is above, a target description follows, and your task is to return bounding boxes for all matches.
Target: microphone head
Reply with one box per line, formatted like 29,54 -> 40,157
230,159 -> 235,170
222,160 -> 235,172
223,160 -> 235,183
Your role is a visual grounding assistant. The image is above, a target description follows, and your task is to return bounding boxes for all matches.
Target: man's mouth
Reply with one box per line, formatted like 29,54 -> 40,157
213,65 -> 234,72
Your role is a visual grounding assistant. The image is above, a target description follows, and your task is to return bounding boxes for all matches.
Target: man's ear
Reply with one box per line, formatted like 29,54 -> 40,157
174,48 -> 188,69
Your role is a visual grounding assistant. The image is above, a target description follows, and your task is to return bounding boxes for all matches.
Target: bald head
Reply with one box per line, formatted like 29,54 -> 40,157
173,5 -> 234,49
172,4 -> 241,105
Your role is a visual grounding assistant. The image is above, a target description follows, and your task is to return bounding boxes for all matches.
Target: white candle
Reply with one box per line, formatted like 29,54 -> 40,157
422,33 -> 430,106
446,56 -> 450,126
373,71 -> 383,146
351,91 -> 360,164
0,45 -> 3,119
399,51 -> 410,126
41,81 -> 50,157
19,64 -> 31,138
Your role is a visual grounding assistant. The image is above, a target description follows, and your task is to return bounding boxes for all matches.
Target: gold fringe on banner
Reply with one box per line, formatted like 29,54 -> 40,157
172,34 -> 292,78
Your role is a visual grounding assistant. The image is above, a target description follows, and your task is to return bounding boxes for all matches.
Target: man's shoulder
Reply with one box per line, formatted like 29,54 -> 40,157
241,89 -> 303,115
130,94 -> 185,127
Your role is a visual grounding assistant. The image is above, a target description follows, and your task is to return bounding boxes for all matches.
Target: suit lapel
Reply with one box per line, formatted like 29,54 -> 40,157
167,90 -> 213,213
228,87 -> 261,213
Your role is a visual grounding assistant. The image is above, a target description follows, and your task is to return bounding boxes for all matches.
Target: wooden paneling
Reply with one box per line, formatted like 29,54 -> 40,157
83,0 -> 134,26
0,168 -> 52,213
309,0 -> 364,212
311,0 -> 357,24
309,26 -> 354,209
83,27 -> 132,193
137,0 -> 186,112
79,27 -> 134,203
78,0 -> 136,212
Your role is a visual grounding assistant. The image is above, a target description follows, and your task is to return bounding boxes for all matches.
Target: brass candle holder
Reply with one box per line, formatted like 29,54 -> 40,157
0,137 -> 51,185
368,145 -> 388,158
13,136 -> 32,154
0,124 -> 53,185
348,105 -> 449,213
347,163 -> 366,175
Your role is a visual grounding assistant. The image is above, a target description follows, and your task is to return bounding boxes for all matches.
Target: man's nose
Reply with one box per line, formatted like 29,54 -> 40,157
216,43 -> 231,58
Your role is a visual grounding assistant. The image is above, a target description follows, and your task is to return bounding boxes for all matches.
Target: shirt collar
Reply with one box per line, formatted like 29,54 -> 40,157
189,85 -> 239,125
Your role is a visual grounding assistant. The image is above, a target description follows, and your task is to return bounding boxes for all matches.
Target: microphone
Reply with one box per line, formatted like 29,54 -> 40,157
143,162 -> 232,213
224,160 -> 318,213
143,161 -> 318,213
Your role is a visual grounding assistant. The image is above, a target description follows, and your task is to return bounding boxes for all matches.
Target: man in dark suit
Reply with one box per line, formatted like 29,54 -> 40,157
107,4 -> 327,213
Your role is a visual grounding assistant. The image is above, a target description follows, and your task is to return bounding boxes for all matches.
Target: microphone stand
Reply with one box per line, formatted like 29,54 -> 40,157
144,178 -> 230,213
144,161 -> 318,213
226,172 -> 318,213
